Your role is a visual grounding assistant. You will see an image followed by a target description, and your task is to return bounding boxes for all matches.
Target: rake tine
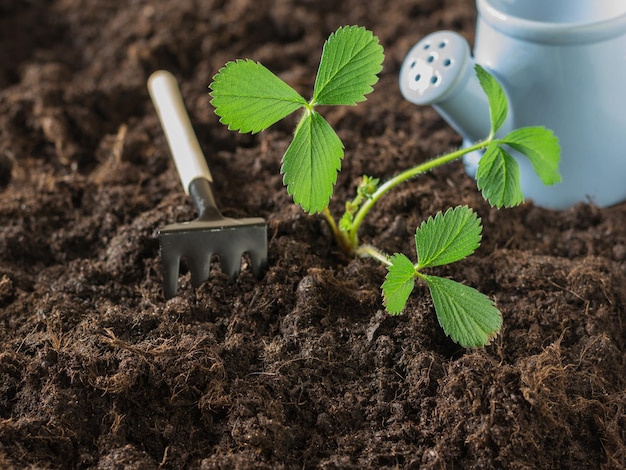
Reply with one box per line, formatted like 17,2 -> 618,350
188,254 -> 212,288
162,252 -> 181,300
218,251 -> 241,279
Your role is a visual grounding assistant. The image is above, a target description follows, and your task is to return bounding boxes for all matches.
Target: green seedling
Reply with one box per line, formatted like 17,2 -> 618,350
209,26 -> 561,348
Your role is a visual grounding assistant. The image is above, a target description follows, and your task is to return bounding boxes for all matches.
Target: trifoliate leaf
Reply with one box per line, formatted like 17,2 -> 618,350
475,64 -> 507,135
382,253 -> 416,315
415,206 -> 482,269
281,110 -> 344,213
312,26 -> 384,106
210,60 -> 307,133
422,275 -> 502,348
476,142 -> 524,208
500,127 -> 561,186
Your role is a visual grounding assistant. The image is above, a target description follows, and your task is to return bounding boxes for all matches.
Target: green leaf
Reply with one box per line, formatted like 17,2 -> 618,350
312,26 -> 384,106
422,275 -> 502,348
209,60 -> 307,133
500,127 -> 561,186
382,253 -> 416,315
476,142 -> 524,208
415,206 -> 482,269
475,64 -> 507,135
339,211 -> 354,232
281,111 -> 344,213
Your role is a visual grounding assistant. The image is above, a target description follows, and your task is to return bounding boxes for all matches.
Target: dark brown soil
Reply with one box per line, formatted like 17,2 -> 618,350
1,1 -> 625,468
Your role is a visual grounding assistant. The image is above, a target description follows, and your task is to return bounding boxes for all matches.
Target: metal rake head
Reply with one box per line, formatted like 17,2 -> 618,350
159,217 -> 267,298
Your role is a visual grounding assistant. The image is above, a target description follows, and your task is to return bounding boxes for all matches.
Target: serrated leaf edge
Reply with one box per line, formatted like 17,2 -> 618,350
475,64 -> 508,135
415,206 -> 482,269
476,143 -> 524,208
312,25 -> 384,106
423,274 -> 502,348
209,59 -> 307,134
382,253 -> 417,315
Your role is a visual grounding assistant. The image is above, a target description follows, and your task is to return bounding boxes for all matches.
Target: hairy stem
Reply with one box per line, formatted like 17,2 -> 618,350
356,244 -> 391,266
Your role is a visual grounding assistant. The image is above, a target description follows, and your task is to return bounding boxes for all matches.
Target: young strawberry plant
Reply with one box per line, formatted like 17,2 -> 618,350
209,26 -> 561,348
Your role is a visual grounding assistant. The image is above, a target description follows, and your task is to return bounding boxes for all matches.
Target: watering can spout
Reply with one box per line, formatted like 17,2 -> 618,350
400,31 -> 511,143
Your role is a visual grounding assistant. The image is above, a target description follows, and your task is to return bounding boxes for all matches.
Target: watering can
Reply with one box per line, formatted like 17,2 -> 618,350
400,0 -> 626,209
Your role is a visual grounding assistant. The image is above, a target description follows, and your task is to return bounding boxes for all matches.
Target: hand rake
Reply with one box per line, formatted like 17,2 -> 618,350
148,70 -> 267,298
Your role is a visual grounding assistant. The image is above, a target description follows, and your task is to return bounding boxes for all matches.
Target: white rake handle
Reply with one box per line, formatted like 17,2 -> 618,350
148,70 -> 213,193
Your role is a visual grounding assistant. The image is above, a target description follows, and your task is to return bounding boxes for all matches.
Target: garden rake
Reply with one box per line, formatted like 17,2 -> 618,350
148,70 -> 267,298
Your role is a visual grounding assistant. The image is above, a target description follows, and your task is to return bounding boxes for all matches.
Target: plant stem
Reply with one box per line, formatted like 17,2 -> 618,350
347,138 -> 491,249
322,207 -> 339,236
356,244 -> 391,266
323,207 -> 353,255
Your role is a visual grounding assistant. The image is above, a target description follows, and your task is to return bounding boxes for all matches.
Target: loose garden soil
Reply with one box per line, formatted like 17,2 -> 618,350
0,0 -> 625,468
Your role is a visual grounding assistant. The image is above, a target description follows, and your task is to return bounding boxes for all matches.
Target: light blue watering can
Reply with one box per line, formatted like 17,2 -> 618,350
400,0 -> 626,209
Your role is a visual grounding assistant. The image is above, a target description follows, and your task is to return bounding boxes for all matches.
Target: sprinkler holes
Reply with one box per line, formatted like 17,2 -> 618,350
406,39 -> 452,89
